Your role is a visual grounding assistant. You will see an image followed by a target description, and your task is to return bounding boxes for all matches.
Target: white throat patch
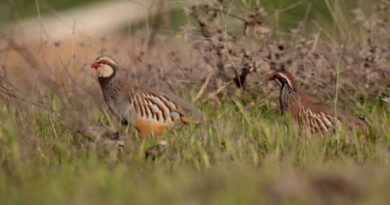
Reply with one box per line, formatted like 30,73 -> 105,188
278,73 -> 293,88
96,64 -> 114,77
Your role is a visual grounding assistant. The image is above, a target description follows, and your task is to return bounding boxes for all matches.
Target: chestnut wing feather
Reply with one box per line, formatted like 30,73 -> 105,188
130,85 -> 204,125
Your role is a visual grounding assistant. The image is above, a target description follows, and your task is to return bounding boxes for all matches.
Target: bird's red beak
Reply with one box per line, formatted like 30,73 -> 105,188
91,62 -> 100,69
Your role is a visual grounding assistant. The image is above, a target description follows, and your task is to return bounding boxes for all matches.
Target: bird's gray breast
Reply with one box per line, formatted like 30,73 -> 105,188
102,83 -> 131,122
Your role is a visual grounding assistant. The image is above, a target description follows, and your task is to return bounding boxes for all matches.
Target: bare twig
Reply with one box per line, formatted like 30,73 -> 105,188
194,67 -> 213,102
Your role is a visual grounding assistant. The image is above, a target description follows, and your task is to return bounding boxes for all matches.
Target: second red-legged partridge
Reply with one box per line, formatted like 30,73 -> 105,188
268,71 -> 367,134
91,55 -> 204,136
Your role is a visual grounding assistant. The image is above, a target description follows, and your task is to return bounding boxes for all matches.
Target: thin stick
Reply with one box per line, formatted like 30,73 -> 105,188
194,68 -> 213,102
35,0 -> 50,43
207,80 -> 234,99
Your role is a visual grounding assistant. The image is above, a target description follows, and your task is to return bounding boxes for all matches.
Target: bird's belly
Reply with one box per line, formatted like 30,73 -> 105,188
106,98 -> 132,122
107,100 -> 121,119
133,117 -> 173,136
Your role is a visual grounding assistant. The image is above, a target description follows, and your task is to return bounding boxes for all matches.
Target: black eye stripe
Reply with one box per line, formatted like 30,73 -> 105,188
98,60 -> 108,64
97,58 -> 113,64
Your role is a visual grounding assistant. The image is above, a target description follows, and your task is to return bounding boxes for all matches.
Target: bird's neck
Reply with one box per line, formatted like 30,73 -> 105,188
98,73 -> 122,103
279,84 -> 298,115
98,69 -> 117,88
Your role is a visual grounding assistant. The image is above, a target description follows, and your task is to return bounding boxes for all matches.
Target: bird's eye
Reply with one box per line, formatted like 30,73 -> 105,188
99,60 -> 108,64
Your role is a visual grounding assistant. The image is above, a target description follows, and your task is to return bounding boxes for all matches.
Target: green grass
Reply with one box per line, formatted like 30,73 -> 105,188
0,94 -> 390,204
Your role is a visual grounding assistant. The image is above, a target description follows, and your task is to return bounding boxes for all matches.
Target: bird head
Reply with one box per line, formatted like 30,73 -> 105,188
91,55 -> 118,78
268,70 -> 297,90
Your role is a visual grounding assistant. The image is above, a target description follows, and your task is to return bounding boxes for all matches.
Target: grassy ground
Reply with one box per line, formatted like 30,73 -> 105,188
0,94 -> 389,204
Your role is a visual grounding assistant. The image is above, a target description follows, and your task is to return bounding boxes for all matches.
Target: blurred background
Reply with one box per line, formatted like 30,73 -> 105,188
0,0 -> 383,41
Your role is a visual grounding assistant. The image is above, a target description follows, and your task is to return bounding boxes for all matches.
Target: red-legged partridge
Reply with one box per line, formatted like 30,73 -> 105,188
269,70 -> 367,134
91,55 -> 204,136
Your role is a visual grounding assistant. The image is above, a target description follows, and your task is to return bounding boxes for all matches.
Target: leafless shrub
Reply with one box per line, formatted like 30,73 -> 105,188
177,1 -> 390,106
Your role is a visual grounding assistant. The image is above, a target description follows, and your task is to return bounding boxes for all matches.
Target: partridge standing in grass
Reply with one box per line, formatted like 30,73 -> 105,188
91,55 -> 204,136
268,70 -> 367,134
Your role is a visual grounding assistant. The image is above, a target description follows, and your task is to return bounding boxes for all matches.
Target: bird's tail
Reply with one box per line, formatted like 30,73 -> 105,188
180,115 -> 204,125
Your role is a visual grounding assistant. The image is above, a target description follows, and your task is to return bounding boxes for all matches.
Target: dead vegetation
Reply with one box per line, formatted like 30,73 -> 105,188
183,1 -> 390,104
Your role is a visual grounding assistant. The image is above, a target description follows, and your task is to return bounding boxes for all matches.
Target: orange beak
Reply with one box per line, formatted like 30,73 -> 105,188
91,62 -> 100,69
